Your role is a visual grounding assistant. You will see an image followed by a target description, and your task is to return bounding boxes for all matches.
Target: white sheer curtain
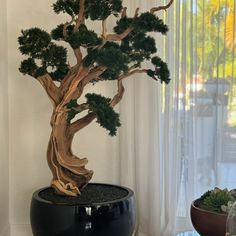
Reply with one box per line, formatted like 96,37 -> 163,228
119,0 -> 236,236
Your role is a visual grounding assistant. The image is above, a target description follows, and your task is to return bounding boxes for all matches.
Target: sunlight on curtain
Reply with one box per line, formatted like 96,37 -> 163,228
163,0 -> 236,233
120,0 -> 235,235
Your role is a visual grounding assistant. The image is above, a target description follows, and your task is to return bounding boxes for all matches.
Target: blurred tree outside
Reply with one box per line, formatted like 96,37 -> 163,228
195,0 -> 236,79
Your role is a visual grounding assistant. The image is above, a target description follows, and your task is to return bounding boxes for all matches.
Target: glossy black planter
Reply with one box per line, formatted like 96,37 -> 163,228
30,183 -> 136,236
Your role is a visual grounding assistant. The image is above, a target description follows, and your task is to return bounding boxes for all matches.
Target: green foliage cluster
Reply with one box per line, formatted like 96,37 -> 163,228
132,12 -> 168,34
68,25 -> 102,49
200,188 -> 236,213
18,0 -> 172,135
19,1 -> 171,83
83,42 -> 129,80
18,28 -> 69,80
53,0 -> 122,20
148,56 -> 171,83
51,24 -> 72,41
53,0 -> 80,16
97,43 -> 129,80
113,13 -> 170,82
86,94 -> 121,136
51,24 -> 102,49
85,0 -> 122,20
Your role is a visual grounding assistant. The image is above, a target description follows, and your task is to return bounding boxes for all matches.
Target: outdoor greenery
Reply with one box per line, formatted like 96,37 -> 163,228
195,0 -> 236,79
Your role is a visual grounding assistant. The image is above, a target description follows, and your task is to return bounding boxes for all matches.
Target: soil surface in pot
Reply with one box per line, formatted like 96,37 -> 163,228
39,184 -> 129,205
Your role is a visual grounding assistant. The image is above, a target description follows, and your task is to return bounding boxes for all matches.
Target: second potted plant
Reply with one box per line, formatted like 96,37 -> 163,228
191,188 -> 236,236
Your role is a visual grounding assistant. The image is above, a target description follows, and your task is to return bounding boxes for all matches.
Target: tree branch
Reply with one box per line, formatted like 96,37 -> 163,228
121,7 -> 127,18
73,66 -> 107,100
82,66 -> 107,85
74,0 -> 85,32
74,48 -> 83,65
120,68 -> 148,80
63,17 -> 75,39
150,0 -> 174,14
110,69 -> 147,107
59,67 -> 90,107
110,80 -> 125,107
100,7 -> 139,45
59,65 -> 80,95
37,74 -> 61,107
68,68 -> 148,134
69,112 -> 96,135
106,27 -> 133,42
74,103 -> 90,113
102,19 -> 107,39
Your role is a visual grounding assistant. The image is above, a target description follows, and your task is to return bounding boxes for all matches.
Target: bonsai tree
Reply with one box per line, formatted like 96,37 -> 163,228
18,0 -> 173,196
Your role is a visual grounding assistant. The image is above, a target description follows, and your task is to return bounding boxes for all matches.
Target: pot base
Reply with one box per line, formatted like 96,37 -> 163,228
190,199 -> 227,236
30,183 -> 136,236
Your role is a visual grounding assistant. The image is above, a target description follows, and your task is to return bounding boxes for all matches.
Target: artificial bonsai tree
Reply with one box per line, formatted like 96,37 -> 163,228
18,0 -> 173,197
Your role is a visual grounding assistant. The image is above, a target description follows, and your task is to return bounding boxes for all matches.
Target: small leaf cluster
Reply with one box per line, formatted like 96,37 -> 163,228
51,24 -> 102,49
18,28 -> 69,80
114,14 -> 169,79
132,12 -> 168,34
115,18 -> 158,65
85,0 -> 122,20
97,43 -> 129,80
53,0 -> 122,20
67,25 -> 102,49
84,43 -> 129,80
85,93 -> 121,136
146,56 -> 170,84
53,0 -> 80,16
51,24 -> 71,41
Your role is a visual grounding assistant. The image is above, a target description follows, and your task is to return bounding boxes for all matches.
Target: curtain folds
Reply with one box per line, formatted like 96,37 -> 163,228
119,0 -> 236,235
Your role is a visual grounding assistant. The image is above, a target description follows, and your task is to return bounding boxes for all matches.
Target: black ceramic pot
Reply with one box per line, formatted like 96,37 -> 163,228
30,183 -> 136,236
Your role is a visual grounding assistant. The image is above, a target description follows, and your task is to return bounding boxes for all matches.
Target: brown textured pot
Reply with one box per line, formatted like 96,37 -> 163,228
190,199 -> 227,236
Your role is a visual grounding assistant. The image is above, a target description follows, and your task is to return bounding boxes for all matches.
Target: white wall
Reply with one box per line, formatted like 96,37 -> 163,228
0,0 -> 9,235
7,1 -> 119,235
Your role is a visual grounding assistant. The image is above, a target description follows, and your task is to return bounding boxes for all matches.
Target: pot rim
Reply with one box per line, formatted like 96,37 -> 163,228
32,182 -> 134,206
191,199 -> 227,217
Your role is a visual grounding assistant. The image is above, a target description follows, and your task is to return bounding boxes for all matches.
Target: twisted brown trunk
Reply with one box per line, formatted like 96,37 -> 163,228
47,108 -> 93,196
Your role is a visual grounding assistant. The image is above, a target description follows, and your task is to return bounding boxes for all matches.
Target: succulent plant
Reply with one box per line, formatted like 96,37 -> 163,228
200,187 -> 236,214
